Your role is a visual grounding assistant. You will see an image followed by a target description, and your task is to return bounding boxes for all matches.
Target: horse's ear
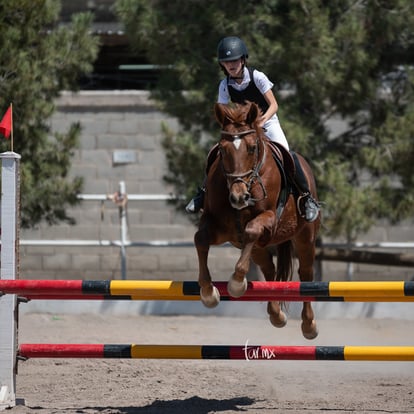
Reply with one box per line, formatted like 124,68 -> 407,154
214,103 -> 226,126
245,102 -> 260,125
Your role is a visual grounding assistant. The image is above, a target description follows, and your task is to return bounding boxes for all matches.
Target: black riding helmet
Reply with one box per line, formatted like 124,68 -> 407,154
217,36 -> 248,62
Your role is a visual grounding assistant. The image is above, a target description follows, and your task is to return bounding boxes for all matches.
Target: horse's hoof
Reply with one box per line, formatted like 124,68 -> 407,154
269,311 -> 287,328
227,277 -> 247,298
200,286 -> 220,308
301,320 -> 318,340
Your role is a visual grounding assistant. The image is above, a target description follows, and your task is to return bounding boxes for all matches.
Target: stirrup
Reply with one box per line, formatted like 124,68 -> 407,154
297,193 -> 320,223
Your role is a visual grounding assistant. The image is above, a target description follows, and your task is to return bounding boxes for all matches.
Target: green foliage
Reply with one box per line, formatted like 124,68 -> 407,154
0,0 -> 99,228
161,123 -> 208,223
116,0 -> 414,241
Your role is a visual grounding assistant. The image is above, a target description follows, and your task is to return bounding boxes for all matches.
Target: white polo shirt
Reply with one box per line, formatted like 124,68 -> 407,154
217,67 -> 289,149
217,67 -> 274,103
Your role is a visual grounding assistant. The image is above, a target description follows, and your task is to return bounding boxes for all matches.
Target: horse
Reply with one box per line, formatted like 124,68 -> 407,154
194,102 -> 321,340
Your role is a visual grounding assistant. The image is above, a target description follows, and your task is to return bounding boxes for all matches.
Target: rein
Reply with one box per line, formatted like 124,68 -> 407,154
219,128 -> 268,205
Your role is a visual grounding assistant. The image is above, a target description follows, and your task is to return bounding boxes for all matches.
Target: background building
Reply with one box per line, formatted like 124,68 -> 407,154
61,0 -> 160,90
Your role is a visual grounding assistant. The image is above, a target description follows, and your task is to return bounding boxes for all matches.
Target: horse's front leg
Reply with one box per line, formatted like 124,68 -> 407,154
194,223 -> 220,308
227,241 -> 254,298
227,211 -> 276,298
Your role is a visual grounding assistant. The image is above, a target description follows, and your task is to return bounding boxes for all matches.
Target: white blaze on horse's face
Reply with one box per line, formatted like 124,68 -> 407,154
233,137 -> 241,150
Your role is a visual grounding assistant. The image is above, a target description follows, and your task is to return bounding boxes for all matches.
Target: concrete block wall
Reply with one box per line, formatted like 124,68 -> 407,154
19,91 -> 240,281
15,91 -> 414,282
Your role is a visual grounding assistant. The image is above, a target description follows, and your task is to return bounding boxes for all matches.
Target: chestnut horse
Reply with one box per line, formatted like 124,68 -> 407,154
194,102 -> 320,339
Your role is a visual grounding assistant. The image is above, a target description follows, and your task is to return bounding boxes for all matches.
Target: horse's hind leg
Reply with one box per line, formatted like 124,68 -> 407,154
251,248 -> 287,328
295,227 -> 319,340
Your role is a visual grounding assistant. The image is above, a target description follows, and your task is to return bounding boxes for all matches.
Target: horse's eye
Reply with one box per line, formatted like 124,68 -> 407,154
247,145 -> 256,155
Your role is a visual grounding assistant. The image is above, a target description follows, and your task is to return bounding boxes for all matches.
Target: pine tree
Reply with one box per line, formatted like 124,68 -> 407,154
116,0 -> 414,241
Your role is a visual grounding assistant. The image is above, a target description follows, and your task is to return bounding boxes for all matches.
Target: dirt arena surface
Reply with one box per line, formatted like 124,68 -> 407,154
8,312 -> 414,414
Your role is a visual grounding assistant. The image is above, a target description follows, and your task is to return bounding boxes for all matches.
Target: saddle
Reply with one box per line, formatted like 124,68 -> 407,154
205,144 -> 220,174
266,141 -> 295,178
266,141 -> 296,218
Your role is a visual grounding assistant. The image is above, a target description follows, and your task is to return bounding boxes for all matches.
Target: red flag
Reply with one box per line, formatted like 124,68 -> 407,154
0,105 -> 12,139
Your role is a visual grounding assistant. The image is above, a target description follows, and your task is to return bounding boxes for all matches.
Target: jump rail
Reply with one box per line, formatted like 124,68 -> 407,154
18,344 -> 414,361
1,280 -> 414,302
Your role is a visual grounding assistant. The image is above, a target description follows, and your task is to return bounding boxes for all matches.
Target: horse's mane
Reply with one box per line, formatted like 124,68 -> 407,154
220,102 -> 260,127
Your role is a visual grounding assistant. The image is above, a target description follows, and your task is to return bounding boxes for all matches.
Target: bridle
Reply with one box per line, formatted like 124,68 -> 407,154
219,128 -> 268,205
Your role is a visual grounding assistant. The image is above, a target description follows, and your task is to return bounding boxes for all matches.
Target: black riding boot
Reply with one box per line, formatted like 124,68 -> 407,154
185,182 -> 206,213
186,145 -> 220,214
185,176 -> 207,213
290,152 -> 320,222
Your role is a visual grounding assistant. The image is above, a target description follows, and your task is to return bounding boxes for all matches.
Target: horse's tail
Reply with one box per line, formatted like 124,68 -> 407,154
276,240 -> 294,282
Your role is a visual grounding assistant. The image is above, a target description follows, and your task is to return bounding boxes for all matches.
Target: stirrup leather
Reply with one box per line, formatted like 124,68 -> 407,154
296,193 -> 309,218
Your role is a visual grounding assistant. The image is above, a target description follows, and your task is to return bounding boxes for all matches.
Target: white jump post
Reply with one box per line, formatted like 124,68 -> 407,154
0,152 -> 20,410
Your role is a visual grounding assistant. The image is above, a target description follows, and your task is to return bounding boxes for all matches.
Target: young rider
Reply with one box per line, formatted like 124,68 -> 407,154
186,36 -> 320,222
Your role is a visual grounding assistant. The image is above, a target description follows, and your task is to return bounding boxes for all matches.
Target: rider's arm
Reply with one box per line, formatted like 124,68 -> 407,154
259,89 -> 278,127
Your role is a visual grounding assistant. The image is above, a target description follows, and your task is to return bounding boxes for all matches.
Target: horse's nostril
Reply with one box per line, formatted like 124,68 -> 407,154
244,193 -> 250,201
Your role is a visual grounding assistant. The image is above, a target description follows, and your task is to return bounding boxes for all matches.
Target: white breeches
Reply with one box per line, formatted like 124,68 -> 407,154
263,119 -> 289,150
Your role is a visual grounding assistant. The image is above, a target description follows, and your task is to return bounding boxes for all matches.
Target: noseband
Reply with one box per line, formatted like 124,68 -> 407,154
219,128 -> 267,205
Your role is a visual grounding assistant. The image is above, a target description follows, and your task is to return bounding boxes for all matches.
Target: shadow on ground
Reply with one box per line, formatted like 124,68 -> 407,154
27,396 -> 258,413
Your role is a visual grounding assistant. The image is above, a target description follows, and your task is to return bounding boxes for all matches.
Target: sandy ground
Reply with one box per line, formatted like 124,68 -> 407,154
5,310 -> 414,414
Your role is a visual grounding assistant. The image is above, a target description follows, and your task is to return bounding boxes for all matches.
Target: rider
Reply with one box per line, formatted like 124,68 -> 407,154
186,36 -> 320,222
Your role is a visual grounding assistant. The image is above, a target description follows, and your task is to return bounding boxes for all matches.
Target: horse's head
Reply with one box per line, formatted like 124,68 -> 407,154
214,102 -> 267,210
